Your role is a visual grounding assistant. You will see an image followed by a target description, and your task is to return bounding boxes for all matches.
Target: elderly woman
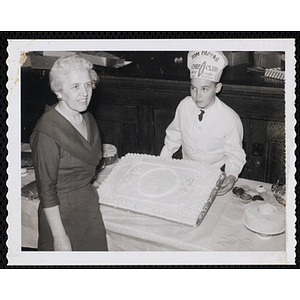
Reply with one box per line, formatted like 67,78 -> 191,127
30,55 -> 107,251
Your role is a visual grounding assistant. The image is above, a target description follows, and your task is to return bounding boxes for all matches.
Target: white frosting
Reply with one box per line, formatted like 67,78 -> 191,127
138,168 -> 179,197
257,203 -> 277,215
244,202 -> 285,235
98,153 -> 221,226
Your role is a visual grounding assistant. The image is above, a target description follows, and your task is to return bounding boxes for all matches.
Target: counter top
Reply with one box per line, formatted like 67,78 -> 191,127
22,52 -> 285,90
96,51 -> 284,89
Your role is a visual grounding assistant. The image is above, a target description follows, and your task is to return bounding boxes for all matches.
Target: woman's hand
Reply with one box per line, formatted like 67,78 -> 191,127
93,180 -> 101,189
43,205 -> 72,251
217,175 -> 236,196
53,233 -> 72,251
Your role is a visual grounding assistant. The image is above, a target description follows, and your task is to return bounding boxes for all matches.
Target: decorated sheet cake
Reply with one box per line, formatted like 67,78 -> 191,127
98,153 -> 224,227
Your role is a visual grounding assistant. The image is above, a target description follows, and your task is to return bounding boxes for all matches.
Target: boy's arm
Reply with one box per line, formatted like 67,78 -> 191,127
218,116 -> 246,195
223,116 -> 246,178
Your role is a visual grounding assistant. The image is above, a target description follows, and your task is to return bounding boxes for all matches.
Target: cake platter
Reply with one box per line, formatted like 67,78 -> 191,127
243,216 -> 285,238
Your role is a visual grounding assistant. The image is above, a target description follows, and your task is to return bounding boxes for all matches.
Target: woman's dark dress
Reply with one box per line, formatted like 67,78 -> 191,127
30,105 -> 108,251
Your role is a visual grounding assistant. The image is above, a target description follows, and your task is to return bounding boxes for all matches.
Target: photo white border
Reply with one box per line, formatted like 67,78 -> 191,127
6,39 -> 296,265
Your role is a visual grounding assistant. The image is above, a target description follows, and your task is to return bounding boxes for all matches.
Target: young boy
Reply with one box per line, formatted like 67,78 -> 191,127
160,51 -> 246,195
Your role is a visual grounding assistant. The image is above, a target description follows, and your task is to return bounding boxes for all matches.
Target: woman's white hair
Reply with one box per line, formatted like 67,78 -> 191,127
49,55 -> 99,93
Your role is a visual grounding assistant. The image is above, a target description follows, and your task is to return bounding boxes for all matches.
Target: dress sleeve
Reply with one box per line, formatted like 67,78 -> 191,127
30,131 -> 60,208
224,116 -> 246,178
160,102 -> 183,159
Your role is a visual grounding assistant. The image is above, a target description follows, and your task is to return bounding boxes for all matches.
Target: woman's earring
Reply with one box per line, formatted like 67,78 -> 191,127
56,92 -> 63,100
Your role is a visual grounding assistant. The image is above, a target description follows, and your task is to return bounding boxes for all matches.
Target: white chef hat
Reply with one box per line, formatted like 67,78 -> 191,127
187,51 -> 228,82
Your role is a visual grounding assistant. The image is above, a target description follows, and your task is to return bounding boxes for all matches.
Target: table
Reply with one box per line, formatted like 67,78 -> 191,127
22,159 -> 286,252
99,181 -> 286,251
21,167 -> 39,249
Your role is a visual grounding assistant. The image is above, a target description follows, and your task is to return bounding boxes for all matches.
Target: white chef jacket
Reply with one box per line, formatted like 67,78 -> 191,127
160,96 -> 246,178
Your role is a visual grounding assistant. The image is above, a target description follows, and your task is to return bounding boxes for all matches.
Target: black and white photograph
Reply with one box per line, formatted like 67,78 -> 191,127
6,39 -> 296,265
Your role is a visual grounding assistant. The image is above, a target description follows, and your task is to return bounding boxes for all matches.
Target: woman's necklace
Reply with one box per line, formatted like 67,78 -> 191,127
67,113 -> 83,125
56,106 -> 83,125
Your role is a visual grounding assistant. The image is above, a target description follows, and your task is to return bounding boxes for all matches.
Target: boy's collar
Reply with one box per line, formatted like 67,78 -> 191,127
200,96 -> 219,113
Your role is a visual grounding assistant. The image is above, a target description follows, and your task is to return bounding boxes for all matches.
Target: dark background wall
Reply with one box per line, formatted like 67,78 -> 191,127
21,51 -> 285,184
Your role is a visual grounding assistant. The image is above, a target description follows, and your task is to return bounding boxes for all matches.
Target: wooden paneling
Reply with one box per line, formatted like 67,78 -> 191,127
21,68 -> 57,142
136,105 -> 154,154
265,122 -> 285,183
153,108 -> 176,155
266,139 -> 285,184
247,119 -> 269,182
89,103 -> 138,156
219,85 -> 284,121
96,119 -> 123,155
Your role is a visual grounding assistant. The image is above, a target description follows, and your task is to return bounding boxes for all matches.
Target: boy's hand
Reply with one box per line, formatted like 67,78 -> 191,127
217,175 -> 236,196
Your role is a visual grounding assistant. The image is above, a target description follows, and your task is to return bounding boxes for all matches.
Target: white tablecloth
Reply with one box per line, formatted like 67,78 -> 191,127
99,176 -> 286,251
21,168 -> 39,248
22,158 -> 286,251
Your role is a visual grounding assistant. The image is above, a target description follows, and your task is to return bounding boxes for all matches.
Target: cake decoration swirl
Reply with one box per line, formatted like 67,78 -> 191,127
138,167 -> 179,197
